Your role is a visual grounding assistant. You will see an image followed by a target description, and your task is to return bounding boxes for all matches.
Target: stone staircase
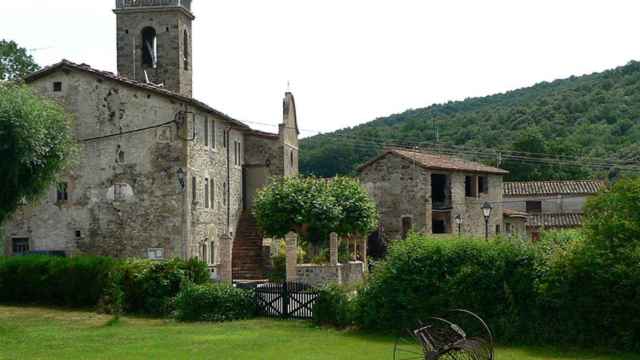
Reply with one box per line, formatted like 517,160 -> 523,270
232,211 -> 267,280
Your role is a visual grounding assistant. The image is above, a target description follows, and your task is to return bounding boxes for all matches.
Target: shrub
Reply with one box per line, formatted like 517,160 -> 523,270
0,255 -> 116,308
312,284 -> 354,328
113,258 -> 210,316
353,235 -> 539,342
174,283 -> 256,322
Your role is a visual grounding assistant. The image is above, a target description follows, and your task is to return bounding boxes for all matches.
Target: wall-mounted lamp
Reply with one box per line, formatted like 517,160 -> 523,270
177,168 -> 186,191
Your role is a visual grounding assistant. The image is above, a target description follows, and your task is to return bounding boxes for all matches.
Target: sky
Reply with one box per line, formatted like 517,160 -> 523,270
2,0 -> 640,137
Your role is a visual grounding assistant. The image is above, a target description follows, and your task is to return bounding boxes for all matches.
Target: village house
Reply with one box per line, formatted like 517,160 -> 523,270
358,148 -> 509,241
2,0 -> 298,281
503,180 -> 605,240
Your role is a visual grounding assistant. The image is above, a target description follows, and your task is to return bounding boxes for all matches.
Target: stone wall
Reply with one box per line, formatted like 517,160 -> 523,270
359,154 -> 430,241
359,154 -> 505,240
296,262 -> 365,287
3,71 -> 188,258
504,195 -> 591,214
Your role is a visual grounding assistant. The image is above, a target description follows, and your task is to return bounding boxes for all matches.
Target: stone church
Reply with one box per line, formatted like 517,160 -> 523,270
2,0 -> 299,280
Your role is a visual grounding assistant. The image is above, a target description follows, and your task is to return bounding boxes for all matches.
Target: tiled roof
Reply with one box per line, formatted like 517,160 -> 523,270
357,148 -> 509,175
503,209 -> 529,219
527,213 -> 583,228
24,59 -> 253,131
504,180 -> 605,197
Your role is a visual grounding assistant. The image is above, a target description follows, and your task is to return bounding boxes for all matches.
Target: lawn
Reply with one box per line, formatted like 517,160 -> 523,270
0,306 -> 637,360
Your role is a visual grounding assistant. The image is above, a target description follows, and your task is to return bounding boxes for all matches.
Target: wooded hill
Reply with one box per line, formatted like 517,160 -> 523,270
300,61 -> 640,181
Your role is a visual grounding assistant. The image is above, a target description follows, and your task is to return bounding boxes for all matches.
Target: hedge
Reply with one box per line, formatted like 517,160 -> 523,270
0,256 -> 210,316
174,283 -> 256,322
352,233 -> 640,351
0,255 -> 116,308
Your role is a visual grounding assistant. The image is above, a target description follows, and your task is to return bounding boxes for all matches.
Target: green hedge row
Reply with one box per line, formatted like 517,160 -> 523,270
0,256 -> 211,316
174,283 -> 256,322
322,232 -> 640,351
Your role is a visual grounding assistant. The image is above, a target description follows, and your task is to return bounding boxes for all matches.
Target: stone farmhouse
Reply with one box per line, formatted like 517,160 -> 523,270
503,180 -> 605,240
2,0 -> 299,280
358,149 -> 510,241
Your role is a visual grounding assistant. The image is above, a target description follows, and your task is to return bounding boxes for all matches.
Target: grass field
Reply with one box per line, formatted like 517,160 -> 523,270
0,306 -> 637,360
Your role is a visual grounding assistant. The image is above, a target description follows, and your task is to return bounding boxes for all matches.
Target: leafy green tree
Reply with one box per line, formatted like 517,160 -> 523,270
0,40 -> 40,82
0,83 -> 74,224
253,176 -> 378,241
583,177 -> 640,253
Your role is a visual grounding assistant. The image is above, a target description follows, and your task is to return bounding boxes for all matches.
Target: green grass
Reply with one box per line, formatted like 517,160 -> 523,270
0,306 -> 637,360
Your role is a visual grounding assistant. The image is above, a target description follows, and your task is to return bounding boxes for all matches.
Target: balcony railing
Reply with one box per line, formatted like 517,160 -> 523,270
115,0 -> 192,11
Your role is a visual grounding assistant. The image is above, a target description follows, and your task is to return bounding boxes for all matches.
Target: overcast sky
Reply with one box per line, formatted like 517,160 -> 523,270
2,0 -> 640,137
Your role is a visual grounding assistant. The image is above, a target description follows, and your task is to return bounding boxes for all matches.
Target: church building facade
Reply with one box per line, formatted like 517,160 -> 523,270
2,0 -> 299,280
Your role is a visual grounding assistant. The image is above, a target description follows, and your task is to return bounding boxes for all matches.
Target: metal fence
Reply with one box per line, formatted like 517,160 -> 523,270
255,282 -> 319,319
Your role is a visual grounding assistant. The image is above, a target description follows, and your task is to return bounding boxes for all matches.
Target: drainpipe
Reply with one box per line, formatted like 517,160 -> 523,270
226,127 -> 231,235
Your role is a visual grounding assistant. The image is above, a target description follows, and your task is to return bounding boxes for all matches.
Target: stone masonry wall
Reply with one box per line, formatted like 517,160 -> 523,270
115,8 -> 193,97
3,70 -> 188,258
360,154 -> 430,241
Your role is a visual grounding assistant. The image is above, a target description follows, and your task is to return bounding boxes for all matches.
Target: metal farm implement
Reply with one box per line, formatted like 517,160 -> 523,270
393,309 -> 494,360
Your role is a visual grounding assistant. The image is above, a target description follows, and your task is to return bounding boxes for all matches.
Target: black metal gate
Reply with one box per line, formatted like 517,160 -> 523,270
255,282 -> 319,319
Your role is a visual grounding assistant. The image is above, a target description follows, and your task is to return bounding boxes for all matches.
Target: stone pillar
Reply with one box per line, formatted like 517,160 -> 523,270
285,232 -> 298,282
330,232 -> 339,266
217,234 -> 233,283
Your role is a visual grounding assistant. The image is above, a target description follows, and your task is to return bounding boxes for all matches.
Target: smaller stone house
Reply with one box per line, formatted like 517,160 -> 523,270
503,180 -> 605,240
358,149 -> 508,241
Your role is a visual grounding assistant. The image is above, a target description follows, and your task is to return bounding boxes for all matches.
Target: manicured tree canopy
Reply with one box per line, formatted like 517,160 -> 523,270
0,83 -> 74,224
254,176 -> 378,240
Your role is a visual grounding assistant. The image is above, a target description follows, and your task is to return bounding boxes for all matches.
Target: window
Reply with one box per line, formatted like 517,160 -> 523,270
75,230 -> 82,239
526,201 -> 542,213
479,176 -> 489,194
183,30 -> 190,70
210,119 -> 216,149
290,151 -> 294,168
114,184 -> 127,201
141,27 -> 158,68
506,223 -> 512,234
496,225 -> 501,234
147,248 -> 164,260
204,117 -> 209,147
12,238 -> 29,255
401,216 -> 412,240
210,179 -> 215,209
210,240 -> 216,265
53,82 -> 62,92
465,176 -> 478,197
234,141 -> 241,165
117,150 -> 125,164
57,183 -> 69,202
201,242 -> 207,262
223,130 -> 228,148
192,177 -> 197,204
204,178 -> 209,209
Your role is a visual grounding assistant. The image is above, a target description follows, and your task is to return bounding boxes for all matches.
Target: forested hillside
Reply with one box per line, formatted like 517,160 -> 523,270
300,61 -> 640,181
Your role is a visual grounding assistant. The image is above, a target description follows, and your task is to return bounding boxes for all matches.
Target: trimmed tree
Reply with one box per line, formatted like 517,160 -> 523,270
0,83 -> 74,224
254,176 -> 378,241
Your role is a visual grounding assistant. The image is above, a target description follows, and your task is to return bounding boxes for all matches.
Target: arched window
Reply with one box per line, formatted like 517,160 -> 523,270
141,27 -> 157,68
290,150 -> 294,168
183,30 -> 189,70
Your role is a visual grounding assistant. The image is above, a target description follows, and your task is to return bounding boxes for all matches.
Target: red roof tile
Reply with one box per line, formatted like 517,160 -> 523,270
24,59 -> 255,131
527,213 -> 583,228
358,148 -> 509,175
504,180 -> 605,197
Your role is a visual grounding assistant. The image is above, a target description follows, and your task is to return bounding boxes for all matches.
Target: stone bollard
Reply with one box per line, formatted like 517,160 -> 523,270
330,232 -> 339,266
218,234 -> 233,283
285,232 -> 298,282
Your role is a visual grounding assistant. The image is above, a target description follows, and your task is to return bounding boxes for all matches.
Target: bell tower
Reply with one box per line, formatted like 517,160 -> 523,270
114,0 -> 194,97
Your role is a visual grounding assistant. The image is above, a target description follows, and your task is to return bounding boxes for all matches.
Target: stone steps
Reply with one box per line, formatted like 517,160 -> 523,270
232,211 -> 267,280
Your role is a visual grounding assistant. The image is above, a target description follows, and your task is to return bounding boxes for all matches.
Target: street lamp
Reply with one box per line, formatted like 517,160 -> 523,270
481,202 -> 493,241
455,214 -> 462,236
